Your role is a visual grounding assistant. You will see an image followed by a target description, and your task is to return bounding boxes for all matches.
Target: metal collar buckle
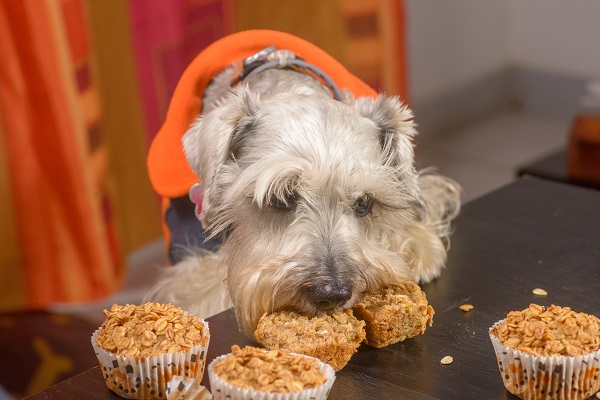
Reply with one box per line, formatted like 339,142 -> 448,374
233,46 -> 344,102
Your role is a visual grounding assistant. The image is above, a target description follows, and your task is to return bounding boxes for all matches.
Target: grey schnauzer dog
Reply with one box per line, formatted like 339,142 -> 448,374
147,47 -> 461,338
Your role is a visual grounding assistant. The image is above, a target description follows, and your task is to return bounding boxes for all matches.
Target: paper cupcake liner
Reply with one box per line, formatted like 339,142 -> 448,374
208,353 -> 336,400
489,319 -> 600,400
166,375 -> 212,400
91,318 -> 210,400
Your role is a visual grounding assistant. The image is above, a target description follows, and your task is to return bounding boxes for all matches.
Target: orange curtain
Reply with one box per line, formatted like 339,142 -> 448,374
0,0 -> 127,310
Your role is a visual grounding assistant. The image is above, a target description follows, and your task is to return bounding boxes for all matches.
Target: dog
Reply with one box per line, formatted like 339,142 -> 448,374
145,31 -> 461,338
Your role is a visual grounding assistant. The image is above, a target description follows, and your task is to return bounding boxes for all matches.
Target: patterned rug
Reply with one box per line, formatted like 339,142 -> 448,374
0,311 -> 99,399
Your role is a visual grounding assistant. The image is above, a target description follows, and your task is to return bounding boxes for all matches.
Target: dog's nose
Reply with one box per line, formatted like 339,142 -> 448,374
309,281 -> 352,311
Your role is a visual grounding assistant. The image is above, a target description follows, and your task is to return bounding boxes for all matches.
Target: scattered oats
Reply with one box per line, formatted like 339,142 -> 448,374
459,304 -> 474,312
532,288 -> 548,296
596,391 -> 600,399
440,356 -> 453,365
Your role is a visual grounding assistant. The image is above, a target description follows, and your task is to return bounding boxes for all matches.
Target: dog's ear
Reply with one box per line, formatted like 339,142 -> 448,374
183,85 -> 259,177
182,85 -> 260,230
354,95 -> 417,168
354,95 -> 425,215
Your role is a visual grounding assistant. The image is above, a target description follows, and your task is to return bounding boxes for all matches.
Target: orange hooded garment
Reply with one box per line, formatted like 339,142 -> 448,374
147,29 -> 378,200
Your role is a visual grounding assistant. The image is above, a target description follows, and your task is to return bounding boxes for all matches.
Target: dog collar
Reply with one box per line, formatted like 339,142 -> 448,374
231,46 -> 345,102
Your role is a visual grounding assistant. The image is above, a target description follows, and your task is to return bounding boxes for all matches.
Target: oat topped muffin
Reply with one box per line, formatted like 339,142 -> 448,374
491,303 -> 600,356
96,302 -> 208,357
91,302 -> 210,399
254,309 -> 365,371
489,304 -> 600,400
212,345 -> 326,393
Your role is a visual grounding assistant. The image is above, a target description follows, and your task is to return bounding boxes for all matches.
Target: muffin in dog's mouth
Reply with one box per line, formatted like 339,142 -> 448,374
254,280 -> 434,370
254,309 -> 365,371
353,280 -> 434,348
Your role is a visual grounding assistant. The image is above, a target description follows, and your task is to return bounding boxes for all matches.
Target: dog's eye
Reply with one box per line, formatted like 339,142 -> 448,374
268,192 -> 297,211
353,194 -> 374,217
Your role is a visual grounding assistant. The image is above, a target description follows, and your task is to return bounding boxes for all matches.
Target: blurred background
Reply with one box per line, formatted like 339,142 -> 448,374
1,0 -> 599,398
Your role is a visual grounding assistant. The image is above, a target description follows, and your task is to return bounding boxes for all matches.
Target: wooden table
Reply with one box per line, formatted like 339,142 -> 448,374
28,178 -> 600,399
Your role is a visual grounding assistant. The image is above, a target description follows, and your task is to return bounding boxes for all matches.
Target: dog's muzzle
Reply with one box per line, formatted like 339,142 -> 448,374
306,280 -> 352,311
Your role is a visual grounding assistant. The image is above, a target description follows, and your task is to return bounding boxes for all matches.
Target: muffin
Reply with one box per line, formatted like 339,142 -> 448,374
254,309 -> 365,371
208,345 -> 335,400
91,302 -> 210,399
352,281 -> 435,348
489,304 -> 600,400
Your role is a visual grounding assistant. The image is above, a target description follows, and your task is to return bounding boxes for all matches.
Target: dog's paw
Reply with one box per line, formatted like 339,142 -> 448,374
144,253 -> 231,319
412,263 -> 444,284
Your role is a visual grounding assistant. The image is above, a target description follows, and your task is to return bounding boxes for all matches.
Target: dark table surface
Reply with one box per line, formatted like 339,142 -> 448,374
517,150 -> 570,183
517,150 -> 600,190
28,177 -> 600,400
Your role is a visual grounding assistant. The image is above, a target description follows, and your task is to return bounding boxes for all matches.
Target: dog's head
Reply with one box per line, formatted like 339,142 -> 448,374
183,86 -> 426,335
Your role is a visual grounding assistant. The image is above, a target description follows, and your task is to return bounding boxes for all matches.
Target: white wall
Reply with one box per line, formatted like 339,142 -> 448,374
406,0 -> 509,105
407,0 -> 600,104
507,0 -> 600,79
